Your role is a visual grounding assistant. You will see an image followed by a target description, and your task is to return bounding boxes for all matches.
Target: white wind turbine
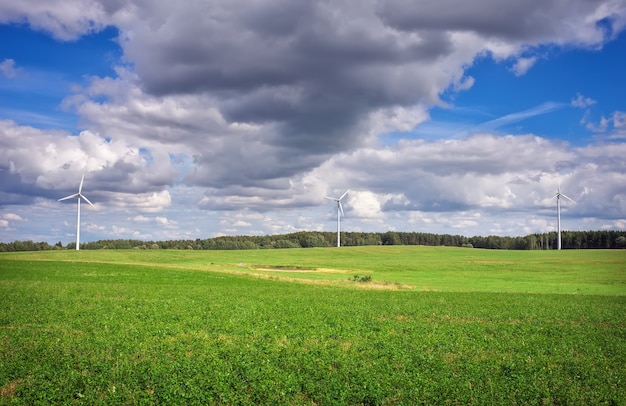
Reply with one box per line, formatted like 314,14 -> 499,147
552,186 -> 575,250
325,190 -> 349,247
58,174 -> 94,250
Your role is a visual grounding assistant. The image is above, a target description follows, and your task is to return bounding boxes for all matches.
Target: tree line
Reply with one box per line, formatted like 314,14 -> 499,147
1,230 -> 626,252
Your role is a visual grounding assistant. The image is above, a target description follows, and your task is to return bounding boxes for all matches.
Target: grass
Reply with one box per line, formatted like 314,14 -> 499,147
1,246 -> 625,404
3,246 -> 625,294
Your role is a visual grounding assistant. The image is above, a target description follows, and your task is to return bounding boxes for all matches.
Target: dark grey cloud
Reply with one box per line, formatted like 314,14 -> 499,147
376,0 -> 618,41
0,170 -> 36,204
118,1 -> 461,157
104,0 -> 623,186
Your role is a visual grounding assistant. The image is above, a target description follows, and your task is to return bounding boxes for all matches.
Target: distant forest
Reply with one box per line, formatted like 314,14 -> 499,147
2,230 -> 626,252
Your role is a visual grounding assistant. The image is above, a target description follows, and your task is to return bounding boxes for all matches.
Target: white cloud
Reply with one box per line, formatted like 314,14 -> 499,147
571,93 -> 597,108
3,213 -> 24,221
0,120 -> 178,209
612,111 -> 626,129
311,133 -> 625,225
232,220 -> 252,227
587,116 -> 610,132
510,56 -> 538,76
131,215 -> 174,225
0,0 -> 109,41
2,126 -> 625,241
582,110 -> 626,137
110,225 -> 152,240
453,75 -> 475,92
155,216 -> 175,225
132,215 -> 150,223
0,59 -> 19,78
347,190 -> 386,219
108,191 -> 172,213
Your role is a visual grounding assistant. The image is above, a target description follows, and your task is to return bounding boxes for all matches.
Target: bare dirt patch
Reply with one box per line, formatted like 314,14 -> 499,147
252,266 -> 317,272
469,260 -> 520,265
241,267 -> 414,290
1,379 -> 22,399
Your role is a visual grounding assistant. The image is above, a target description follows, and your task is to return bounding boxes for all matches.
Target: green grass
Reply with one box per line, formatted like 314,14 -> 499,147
3,246 -> 625,294
1,247 -> 625,404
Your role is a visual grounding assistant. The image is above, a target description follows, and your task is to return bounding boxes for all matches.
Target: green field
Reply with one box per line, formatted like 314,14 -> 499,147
1,246 -> 625,404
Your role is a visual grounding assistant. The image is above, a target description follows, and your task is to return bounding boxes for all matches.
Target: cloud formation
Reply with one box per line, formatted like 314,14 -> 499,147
0,59 -> 19,78
1,0 -> 625,242
572,93 -> 597,109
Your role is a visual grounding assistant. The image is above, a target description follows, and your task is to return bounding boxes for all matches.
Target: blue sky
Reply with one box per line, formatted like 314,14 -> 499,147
1,1 -> 625,245
391,31 -> 626,144
0,24 -> 120,131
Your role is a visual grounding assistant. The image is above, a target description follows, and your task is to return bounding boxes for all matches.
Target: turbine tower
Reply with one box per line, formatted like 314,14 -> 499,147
552,186 -> 575,250
58,174 -> 94,250
325,190 -> 348,247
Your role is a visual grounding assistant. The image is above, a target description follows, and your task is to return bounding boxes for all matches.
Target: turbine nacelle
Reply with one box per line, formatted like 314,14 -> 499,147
552,185 -> 576,203
58,192 -> 94,206
58,174 -> 95,207
325,190 -> 349,216
553,191 -> 575,204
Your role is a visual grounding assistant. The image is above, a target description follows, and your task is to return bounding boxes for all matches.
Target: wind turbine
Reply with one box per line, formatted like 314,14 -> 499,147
58,174 -> 94,250
552,186 -> 575,250
325,190 -> 348,247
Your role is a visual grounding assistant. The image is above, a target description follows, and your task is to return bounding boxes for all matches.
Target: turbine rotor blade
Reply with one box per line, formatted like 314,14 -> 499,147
560,193 -> 575,203
78,173 -> 85,194
339,201 -> 344,216
58,193 -> 79,201
339,190 -> 349,201
80,194 -> 95,207
325,196 -> 337,201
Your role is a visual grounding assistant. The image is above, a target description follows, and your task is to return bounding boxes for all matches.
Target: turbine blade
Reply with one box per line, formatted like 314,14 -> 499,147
339,190 -> 349,200
339,201 -> 344,216
78,173 -> 85,193
80,194 -> 95,207
58,193 -> 79,201
325,196 -> 337,201
561,193 -> 575,203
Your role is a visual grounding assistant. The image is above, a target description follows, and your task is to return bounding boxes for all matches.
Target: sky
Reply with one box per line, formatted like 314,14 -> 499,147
1,0 -> 625,245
